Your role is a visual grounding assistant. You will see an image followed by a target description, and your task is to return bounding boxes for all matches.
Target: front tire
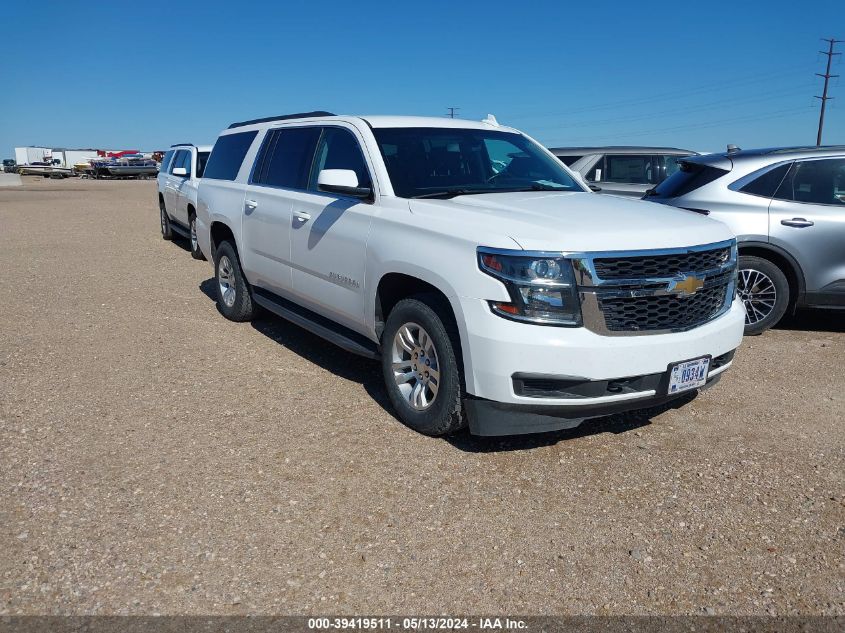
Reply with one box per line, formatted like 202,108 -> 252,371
160,199 -> 173,240
214,241 -> 254,322
737,255 -> 790,335
381,297 -> 465,436
189,212 -> 205,260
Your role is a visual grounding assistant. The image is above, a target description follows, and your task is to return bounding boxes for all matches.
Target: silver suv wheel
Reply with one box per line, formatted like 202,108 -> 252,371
217,255 -> 237,307
391,322 -> 440,411
738,268 -> 777,325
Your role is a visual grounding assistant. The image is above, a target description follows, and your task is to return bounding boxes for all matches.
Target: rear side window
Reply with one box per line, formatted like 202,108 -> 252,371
204,131 -> 259,181
774,158 -> 845,205
160,150 -> 175,173
253,127 -> 321,189
739,163 -> 791,198
603,154 -> 656,184
309,128 -> 371,189
650,161 -> 729,198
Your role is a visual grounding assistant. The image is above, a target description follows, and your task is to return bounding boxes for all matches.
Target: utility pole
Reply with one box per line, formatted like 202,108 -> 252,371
815,38 -> 840,146
446,107 -> 460,119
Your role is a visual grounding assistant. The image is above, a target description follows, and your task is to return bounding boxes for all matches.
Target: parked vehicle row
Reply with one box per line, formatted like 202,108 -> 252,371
160,112 -> 746,438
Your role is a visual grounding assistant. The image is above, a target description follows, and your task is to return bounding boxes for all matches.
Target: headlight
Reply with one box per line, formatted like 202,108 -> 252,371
477,247 -> 582,326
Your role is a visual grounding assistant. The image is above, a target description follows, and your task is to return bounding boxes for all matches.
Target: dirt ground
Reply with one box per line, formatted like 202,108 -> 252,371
0,178 -> 842,616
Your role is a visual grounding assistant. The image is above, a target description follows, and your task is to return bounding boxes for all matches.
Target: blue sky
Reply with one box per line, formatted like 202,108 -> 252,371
1,1 -> 842,155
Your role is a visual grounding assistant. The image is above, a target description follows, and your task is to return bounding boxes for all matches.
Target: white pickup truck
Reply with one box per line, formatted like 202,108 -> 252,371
196,112 -> 745,437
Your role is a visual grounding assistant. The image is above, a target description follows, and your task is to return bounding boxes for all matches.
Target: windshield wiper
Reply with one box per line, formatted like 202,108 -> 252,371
412,189 -> 493,199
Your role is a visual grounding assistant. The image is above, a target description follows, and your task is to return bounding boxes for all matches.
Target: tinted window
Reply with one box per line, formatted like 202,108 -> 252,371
660,155 -> 687,181
373,127 -> 580,198
170,150 -> 190,176
649,161 -> 729,199
310,128 -> 371,190
739,163 -> 790,198
204,131 -> 258,181
774,158 -> 845,205
603,154 -> 656,184
254,127 -> 320,189
196,151 -> 210,178
160,150 -> 175,173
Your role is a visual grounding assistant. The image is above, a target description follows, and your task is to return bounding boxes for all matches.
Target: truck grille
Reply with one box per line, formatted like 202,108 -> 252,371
593,246 -> 731,280
598,285 -> 729,332
575,242 -> 736,336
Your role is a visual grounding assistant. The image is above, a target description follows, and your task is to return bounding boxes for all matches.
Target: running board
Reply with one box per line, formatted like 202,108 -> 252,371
252,287 -> 379,359
169,222 -> 190,238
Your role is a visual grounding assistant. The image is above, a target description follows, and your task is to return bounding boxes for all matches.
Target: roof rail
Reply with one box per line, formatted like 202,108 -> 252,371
170,143 -> 194,148
227,111 -> 336,129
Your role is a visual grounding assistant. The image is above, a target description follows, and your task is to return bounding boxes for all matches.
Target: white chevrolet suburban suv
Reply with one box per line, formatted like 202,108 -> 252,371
196,111 -> 745,437
158,143 -> 212,259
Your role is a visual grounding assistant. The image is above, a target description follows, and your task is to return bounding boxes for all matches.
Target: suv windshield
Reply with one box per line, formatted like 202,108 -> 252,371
372,127 -> 582,198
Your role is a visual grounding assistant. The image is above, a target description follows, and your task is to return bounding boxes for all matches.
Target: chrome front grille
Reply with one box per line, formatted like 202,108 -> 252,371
593,246 -> 731,280
570,240 -> 737,336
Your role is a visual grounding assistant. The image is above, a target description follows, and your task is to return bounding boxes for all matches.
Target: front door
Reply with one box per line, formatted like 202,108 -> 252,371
288,126 -> 376,333
768,157 -> 845,295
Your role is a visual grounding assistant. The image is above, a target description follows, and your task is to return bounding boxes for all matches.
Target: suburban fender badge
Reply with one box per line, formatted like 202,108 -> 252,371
668,274 -> 705,296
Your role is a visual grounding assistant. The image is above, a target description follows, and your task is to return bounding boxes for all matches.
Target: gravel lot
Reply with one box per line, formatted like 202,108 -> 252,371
0,178 -> 843,616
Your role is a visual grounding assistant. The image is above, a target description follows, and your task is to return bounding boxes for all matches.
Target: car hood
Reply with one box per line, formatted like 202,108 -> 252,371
409,191 -> 734,252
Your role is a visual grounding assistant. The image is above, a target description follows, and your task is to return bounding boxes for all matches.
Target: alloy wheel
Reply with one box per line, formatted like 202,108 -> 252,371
391,322 -> 440,411
217,255 -> 237,307
738,268 -> 777,325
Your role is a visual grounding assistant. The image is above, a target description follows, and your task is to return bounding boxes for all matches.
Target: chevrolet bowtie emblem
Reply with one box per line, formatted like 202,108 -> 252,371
669,274 -> 705,296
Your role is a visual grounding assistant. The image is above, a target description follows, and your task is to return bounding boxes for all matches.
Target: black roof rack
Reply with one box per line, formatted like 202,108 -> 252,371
227,111 -> 336,129
170,143 -> 194,148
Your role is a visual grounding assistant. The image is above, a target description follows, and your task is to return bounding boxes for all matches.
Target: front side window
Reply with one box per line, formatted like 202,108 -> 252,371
372,127 -> 581,198
204,131 -> 259,181
253,127 -> 321,189
774,158 -> 845,205
603,154 -> 656,184
309,128 -> 371,190
170,150 -> 190,177
160,150 -> 175,173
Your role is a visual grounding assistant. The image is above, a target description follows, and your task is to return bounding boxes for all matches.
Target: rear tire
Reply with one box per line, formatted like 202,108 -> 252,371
381,296 -> 465,436
737,255 -> 790,335
214,240 -> 254,322
159,199 -> 173,240
189,212 -> 205,260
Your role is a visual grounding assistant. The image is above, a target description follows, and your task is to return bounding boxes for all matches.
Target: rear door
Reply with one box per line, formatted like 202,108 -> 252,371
288,124 -> 377,332
768,157 -> 845,295
240,126 -> 321,296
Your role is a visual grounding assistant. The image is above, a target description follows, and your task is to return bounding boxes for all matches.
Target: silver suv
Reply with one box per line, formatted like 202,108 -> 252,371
646,146 -> 845,334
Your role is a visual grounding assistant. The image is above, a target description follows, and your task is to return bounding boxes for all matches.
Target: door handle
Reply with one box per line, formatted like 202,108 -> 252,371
780,217 -> 814,228
244,199 -> 258,210
293,210 -> 311,222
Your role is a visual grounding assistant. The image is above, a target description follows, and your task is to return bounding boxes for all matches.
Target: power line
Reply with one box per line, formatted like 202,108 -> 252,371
446,107 -> 460,119
816,38 -> 841,145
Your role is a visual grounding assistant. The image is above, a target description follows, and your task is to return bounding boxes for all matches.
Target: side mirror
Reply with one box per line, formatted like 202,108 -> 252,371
172,167 -> 188,177
317,169 -> 371,198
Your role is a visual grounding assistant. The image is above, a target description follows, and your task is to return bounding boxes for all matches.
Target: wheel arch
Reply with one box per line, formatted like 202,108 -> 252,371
737,240 -> 805,308
210,220 -> 237,260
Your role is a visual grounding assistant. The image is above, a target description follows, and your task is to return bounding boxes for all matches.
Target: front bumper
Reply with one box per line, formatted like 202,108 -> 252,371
456,296 -> 746,435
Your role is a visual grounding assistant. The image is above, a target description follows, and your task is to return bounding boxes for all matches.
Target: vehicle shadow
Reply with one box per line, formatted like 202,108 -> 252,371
199,278 -> 695,450
774,309 -> 844,333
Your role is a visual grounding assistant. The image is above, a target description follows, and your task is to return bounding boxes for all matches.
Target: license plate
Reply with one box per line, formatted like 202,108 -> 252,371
667,356 -> 710,394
